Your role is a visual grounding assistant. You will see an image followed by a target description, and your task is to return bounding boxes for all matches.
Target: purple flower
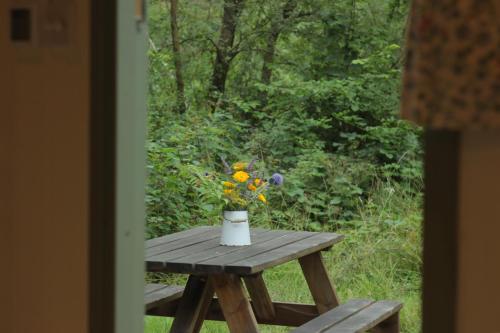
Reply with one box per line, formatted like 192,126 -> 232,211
247,158 -> 258,171
269,173 -> 284,186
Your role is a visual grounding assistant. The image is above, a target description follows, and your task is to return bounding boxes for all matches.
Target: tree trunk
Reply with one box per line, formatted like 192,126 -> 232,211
260,0 -> 297,99
261,29 -> 279,86
209,0 -> 245,108
342,0 -> 356,72
169,0 -> 186,113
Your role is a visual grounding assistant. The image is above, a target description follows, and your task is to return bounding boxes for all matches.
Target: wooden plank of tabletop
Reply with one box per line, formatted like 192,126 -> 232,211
150,229 -> 292,273
167,230 -> 314,274
154,228 -> 269,262
196,231 -> 316,274
146,227 -> 222,257
225,232 -> 344,275
145,226 -> 215,249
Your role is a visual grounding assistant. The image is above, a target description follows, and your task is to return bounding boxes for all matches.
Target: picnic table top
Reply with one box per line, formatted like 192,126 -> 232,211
145,226 -> 344,275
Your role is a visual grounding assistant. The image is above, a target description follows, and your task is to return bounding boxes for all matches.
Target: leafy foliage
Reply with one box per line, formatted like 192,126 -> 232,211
146,0 -> 421,237
146,1 -> 421,330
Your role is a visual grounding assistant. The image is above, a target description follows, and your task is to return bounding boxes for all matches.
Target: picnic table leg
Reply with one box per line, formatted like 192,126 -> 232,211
170,274 -> 214,333
211,273 -> 259,333
372,312 -> 400,333
299,251 -> 340,314
243,272 -> 276,321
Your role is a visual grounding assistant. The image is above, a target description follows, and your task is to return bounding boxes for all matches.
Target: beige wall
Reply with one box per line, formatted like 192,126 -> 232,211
458,131 -> 500,332
0,1 -> 90,332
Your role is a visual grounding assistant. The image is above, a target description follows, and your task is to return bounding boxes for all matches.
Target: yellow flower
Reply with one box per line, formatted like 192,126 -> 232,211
223,181 -> 236,188
233,171 -> 250,183
254,178 -> 263,186
247,184 -> 257,191
258,194 -> 267,204
223,189 -> 233,195
232,162 -> 248,171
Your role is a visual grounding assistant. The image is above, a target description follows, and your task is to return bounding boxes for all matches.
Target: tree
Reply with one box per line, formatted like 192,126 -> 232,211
209,0 -> 245,108
261,0 -> 297,86
168,0 -> 186,113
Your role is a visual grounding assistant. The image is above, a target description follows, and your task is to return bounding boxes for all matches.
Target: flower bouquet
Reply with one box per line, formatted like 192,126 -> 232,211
219,157 -> 283,246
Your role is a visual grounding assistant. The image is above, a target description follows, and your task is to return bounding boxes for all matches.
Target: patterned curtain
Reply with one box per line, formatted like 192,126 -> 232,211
401,0 -> 499,129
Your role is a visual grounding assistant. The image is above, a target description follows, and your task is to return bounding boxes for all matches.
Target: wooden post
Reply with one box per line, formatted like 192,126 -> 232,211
423,130 -> 500,333
170,275 -> 214,333
423,130 -> 460,333
211,274 -> 259,333
1,0 -> 147,332
299,251 -> 339,313
243,272 -> 276,321
455,131 -> 500,333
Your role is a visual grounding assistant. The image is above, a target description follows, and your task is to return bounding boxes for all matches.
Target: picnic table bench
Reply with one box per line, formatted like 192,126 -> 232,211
144,226 -> 402,333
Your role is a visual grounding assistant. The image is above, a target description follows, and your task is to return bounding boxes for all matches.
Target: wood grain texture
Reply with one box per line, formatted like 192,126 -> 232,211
206,301 -> 319,327
191,280 -> 216,333
243,273 -> 276,321
144,284 -> 184,311
290,299 -> 373,333
170,275 -> 214,333
148,299 -> 319,327
157,229 -> 293,273
227,232 -> 344,274
211,274 -> 259,333
145,226 -> 213,248
155,228 -> 268,261
290,300 -> 402,333
199,231 -> 314,269
323,301 -> 402,333
146,228 -> 283,272
299,251 -> 340,313
146,227 -> 221,257
146,228 -> 343,275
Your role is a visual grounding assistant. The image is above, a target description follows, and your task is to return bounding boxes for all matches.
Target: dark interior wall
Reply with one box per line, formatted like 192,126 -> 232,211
0,0 -> 90,331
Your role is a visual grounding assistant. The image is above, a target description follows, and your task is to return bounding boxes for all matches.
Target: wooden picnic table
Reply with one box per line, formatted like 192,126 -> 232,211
145,226 -> 344,333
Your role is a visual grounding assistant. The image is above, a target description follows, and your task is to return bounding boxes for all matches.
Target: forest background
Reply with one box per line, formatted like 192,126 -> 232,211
145,0 -> 422,332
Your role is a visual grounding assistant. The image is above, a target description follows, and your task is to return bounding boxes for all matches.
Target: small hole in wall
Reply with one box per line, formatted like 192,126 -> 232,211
11,8 -> 32,42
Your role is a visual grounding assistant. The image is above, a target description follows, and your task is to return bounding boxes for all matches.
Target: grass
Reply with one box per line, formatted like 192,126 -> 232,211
145,182 -> 422,333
